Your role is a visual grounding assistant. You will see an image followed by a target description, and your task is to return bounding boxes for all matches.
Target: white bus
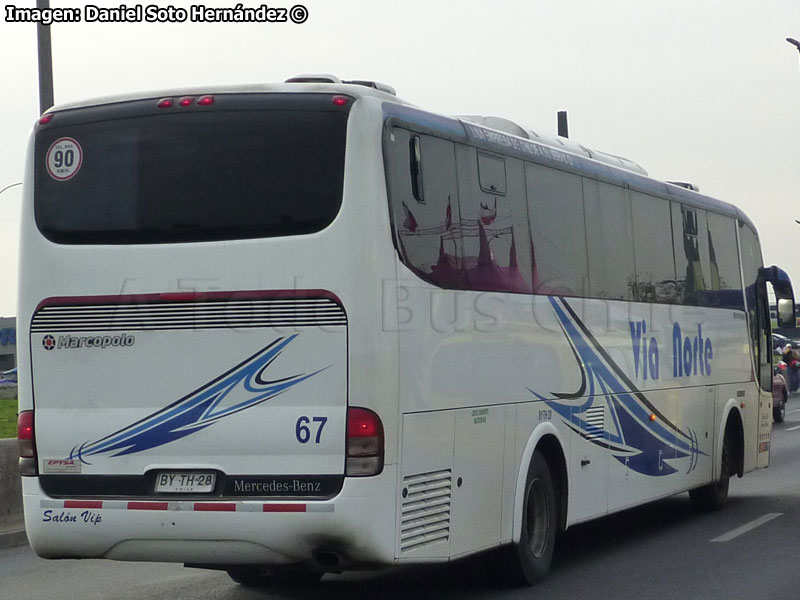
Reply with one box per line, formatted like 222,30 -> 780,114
18,75 -> 795,586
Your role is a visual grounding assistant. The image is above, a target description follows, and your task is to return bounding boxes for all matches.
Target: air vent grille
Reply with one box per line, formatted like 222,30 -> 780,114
31,297 -> 346,332
584,405 -> 605,440
400,469 -> 451,553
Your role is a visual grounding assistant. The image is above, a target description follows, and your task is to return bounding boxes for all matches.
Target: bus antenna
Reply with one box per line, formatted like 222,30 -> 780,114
557,111 -> 569,138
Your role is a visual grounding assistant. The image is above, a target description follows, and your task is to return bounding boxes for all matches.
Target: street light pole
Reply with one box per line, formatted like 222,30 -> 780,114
36,0 -> 54,114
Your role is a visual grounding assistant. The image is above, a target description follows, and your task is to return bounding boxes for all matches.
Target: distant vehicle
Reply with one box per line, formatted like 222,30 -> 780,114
773,368 -> 789,422
773,333 -> 790,351
16,75 -> 798,586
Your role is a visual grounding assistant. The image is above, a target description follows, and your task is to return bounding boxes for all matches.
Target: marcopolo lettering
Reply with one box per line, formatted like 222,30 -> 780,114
57,334 -> 135,350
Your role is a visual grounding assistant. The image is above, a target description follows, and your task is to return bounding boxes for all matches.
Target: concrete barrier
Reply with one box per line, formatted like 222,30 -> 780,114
0,438 -> 23,525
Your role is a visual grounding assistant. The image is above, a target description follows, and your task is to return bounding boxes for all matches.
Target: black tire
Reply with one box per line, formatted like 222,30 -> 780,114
226,566 -> 267,587
689,429 -> 731,511
490,451 -> 557,586
227,565 -> 322,587
774,392 -> 787,423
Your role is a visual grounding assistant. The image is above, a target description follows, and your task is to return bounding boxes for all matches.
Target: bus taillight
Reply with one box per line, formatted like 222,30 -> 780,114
18,410 -> 38,476
346,407 -> 383,477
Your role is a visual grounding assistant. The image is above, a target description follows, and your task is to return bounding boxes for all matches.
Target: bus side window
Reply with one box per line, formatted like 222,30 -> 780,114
456,147 -> 532,293
525,163 -> 588,296
705,212 -> 744,309
583,179 -> 635,301
386,129 -> 464,288
739,221 -> 769,390
477,153 -> 507,195
410,135 -> 424,204
631,192 -> 676,303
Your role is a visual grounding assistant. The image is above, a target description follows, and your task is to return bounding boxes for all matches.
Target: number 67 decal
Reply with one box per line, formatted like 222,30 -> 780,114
296,416 -> 327,444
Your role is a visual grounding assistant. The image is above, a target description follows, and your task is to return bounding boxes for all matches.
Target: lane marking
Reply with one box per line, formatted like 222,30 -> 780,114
788,409 -> 800,414
711,513 -> 782,543
786,425 -> 800,432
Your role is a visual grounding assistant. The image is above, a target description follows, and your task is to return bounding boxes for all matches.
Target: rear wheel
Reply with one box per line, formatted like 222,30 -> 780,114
491,451 -> 557,586
226,566 -> 267,587
689,428 -> 732,511
226,565 -> 322,587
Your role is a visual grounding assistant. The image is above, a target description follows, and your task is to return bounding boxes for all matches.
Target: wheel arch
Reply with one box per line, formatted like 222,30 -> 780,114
512,423 -> 569,543
718,399 -> 744,478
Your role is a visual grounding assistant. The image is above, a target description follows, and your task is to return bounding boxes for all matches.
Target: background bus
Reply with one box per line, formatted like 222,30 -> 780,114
17,75 -> 795,586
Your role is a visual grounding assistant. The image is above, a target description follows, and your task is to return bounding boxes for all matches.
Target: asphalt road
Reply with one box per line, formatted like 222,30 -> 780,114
3,399 -> 800,600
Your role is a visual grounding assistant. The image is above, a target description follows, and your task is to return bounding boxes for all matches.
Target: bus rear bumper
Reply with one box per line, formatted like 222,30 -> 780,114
22,465 -> 398,568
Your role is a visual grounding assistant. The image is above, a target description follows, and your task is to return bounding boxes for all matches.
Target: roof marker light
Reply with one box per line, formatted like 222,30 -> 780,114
38,114 -> 53,125
197,95 -> 214,106
178,97 -> 194,107
649,413 -> 657,422
332,95 -> 349,107
157,98 -> 174,108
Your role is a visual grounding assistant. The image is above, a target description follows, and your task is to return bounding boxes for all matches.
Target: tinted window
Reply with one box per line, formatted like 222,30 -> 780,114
739,222 -> 769,390
525,164 -> 588,296
631,192 -> 677,303
739,222 -> 763,315
705,212 -> 744,309
457,147 -> 531,293
584,180 -> 635,300
386,129 -> 463,288
672,204 -> 718,306
477,153 -> 507,195
35,104 -> 348,244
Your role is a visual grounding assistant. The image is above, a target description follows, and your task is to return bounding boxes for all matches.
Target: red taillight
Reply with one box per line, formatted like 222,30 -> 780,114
197,95 -> 214,106
332,95 -> 349,107
346,407 -> 383,477
38,114 -> 53,125
157,98 -> 174,108
178,96 -> 194,107
18,410 -> 35,459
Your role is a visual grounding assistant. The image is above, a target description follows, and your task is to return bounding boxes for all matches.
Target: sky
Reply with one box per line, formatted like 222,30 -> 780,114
1,0 -> 799,317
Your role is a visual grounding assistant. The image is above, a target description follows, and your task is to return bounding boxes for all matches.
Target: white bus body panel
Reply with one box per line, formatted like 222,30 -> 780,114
393,279 -> 756,556
18,86 -> 770,571
30,310 -> 347,477
19,97 -> 404,564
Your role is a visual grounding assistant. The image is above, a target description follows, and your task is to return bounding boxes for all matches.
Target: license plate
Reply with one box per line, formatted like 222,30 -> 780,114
155,472 -> 216,493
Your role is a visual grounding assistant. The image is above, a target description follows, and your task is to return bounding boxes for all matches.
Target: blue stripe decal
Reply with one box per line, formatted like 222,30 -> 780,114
70,334 -> 326,463
529,297 -> 703,477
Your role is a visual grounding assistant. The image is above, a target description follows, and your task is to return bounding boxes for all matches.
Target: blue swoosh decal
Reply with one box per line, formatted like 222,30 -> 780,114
530,297 -> 703,476
70,334 -> 325,463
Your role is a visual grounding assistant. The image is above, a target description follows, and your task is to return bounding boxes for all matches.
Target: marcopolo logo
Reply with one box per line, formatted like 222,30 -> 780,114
42,333 -> 136,350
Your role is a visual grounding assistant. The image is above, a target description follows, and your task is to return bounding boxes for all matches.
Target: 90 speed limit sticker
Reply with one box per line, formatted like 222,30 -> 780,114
46,137 -> 83,181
